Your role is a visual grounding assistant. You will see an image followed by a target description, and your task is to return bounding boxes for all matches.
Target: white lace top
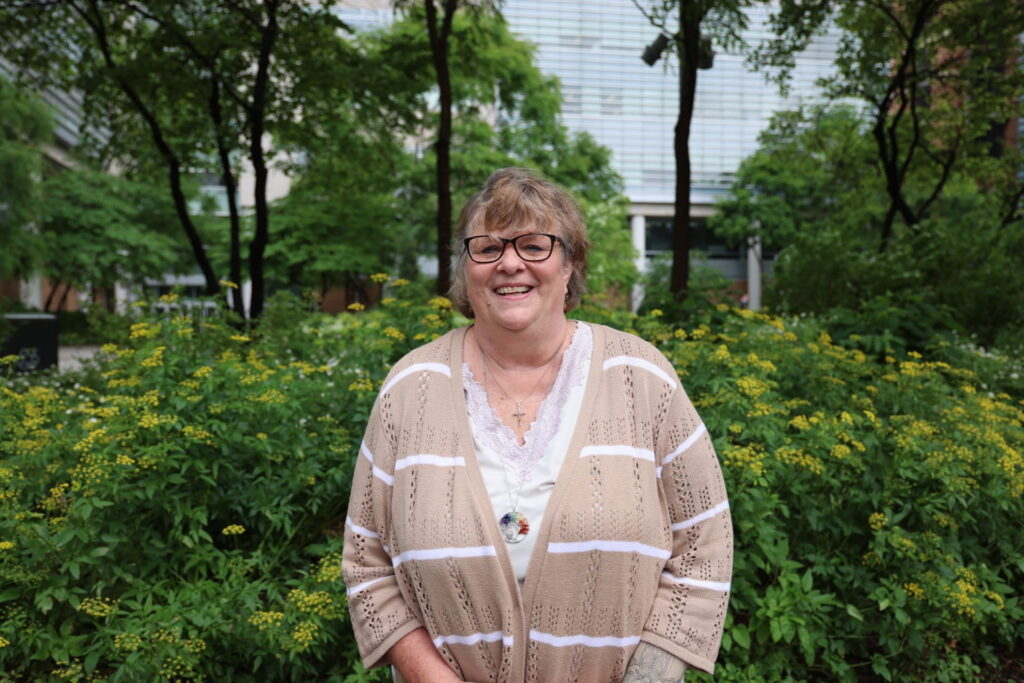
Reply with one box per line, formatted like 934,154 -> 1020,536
463,322 -> 593,582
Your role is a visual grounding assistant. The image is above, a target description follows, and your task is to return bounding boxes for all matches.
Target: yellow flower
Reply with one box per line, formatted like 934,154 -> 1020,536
348,378 -> 374,393
140,346 -> 166,368
370,272 -> 390,283
830,444 -> 851,459
222,524 -> 246,536
392,278 -> 410,287
158,293 -> 179,304
100,343 -> 119,353
428,296 -> 452,310
129,322 -> 157,340
347,302 -> 365,311
291,620 -> 318,649
904,582 -> 925,600
230,334 -> 250,343
256,432 -> 267,441
0,635 -> 8,648
650,308 -> 664,317
381,297 -> 396,305
0,541 -> 14,551
113,633 -> 143,652
219,279 -> 239,289
383,326 -> 405,341
736,376 -> 769,399
710,345 -> 731,362
316,553 -> 343,582
77,597 -> 119,618
869,512 -> 888,530
137,413 -> 161,429
248,611 -> 285,630
288,589 -> 335,616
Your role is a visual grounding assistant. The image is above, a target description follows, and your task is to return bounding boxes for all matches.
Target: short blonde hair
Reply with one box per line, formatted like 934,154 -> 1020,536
449,168 -> 589,318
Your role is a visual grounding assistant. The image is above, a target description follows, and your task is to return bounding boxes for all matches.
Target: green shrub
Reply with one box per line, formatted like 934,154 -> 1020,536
649,306 -> 1023,681
0,285 -> 1021,681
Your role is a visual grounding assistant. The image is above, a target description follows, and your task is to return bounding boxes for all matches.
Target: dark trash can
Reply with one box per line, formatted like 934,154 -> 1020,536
2,313 -> 59,372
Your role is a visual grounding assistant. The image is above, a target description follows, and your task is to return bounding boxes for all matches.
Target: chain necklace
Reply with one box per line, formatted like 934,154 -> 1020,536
476,325 -> 568,543
479,344 -> 562,431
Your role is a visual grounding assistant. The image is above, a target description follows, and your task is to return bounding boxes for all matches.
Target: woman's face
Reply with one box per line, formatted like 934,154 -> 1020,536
465,225 -> 572,336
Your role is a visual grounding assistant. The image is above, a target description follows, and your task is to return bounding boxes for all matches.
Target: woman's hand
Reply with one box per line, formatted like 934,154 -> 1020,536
621,641 -> 687,682
387,627 -> 462,683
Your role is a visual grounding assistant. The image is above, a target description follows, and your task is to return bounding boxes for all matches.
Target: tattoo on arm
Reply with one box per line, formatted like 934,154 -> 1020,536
621,641 -> 687,683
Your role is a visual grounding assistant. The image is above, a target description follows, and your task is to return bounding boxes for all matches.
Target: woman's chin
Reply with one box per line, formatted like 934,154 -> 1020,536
478,309 -> 555,334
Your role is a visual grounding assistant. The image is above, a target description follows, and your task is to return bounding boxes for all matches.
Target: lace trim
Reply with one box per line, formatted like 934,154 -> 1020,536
464,322 -> 592,484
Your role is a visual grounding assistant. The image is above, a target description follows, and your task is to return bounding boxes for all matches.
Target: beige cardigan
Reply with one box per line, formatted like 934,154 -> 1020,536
343,324 -> 733,682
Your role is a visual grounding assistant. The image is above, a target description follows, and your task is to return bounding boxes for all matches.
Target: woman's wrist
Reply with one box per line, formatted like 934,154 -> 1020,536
387,627 -> 462,683
622,641 -> 687,683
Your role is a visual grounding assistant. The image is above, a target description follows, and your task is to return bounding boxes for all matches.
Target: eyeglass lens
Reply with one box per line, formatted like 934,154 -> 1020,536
466,234 -> 555,263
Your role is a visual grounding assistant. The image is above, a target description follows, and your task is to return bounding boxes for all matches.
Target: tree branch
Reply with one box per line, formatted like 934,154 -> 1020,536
115,0 -> 249,111
70,0 -> 220,295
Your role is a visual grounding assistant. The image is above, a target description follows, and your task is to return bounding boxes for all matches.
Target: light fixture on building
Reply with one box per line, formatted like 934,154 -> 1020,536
641,32 -> 671,66
641,33 -> 714,70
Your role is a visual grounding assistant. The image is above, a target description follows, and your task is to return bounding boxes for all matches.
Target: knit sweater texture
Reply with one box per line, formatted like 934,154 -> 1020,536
342,324 -> 733,682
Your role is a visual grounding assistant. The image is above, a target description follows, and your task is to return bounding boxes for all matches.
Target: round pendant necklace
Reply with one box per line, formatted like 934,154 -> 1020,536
478,325 -> 568,544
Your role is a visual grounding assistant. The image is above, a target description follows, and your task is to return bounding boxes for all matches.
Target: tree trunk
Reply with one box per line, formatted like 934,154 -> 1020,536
44,280 -> 64,312
56,283 -> 71,312
670,3 -> 700,298
425,0 -> 456,296
246,0 -> 280,320
210,78 -> 245,315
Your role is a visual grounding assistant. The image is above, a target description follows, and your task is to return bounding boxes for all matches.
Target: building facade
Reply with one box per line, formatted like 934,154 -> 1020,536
501,0 -> 842,297
337,0 -> 842,299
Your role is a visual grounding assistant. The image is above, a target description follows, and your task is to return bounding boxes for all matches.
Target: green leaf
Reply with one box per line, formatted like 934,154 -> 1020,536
846,604 -> 864,622
733,624 -> 751,649
84,650 -> 100,674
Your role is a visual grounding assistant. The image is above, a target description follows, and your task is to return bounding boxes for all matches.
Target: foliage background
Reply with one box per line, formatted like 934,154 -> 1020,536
1,287 -> 1021,680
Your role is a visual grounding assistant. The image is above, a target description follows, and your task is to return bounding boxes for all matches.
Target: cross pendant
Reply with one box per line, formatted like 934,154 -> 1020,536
511,402 -> 526,428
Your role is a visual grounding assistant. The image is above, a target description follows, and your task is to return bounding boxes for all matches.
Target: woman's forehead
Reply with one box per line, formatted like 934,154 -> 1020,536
468,219 -> 559,238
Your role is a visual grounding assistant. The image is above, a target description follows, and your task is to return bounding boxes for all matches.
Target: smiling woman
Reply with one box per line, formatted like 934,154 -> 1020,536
342,168 -> 733,682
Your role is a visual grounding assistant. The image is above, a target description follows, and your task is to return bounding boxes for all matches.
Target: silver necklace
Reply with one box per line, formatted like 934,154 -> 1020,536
477,327 -> 567,544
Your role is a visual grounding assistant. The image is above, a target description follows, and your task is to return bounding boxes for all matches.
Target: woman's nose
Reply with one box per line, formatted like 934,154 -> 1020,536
496,242 -> 525,271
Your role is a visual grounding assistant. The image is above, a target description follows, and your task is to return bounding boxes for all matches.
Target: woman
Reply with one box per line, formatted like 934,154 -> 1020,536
343,168 -> 732,682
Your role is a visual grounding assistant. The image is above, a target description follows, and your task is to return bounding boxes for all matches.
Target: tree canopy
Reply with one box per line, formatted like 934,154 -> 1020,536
0,75 -> 51,279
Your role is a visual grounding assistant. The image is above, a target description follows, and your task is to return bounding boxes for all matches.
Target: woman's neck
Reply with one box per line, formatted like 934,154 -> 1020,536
472,317 -> 571,370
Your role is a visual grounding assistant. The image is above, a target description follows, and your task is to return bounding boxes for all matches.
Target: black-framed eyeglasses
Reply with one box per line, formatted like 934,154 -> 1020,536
463,233 -> 562,264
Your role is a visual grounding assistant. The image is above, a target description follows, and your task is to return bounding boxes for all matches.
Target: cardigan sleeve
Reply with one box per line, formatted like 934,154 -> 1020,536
342,391 -> 423,669
641,381 -> 733,674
